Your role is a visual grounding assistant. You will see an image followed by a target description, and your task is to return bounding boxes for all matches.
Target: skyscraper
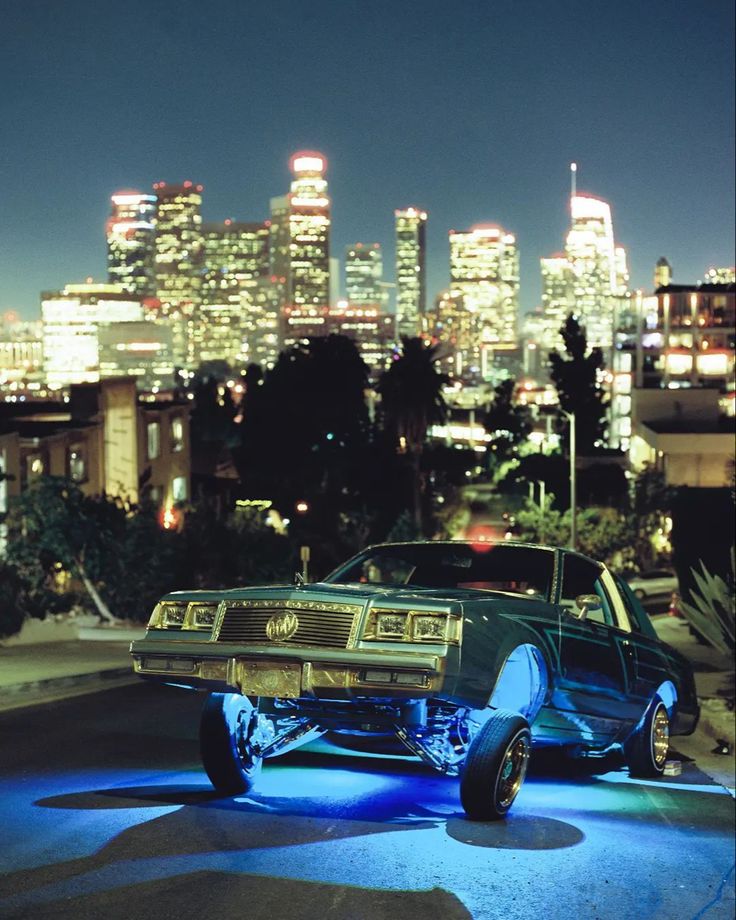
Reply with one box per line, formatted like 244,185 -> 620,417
42,282 -> 143,388
193,219 -> 270,366
448,224 -> 519,379
395,208 -> 427,338
538,253 -> 572,353
153,181 -> 204,366
564,194 -> 628,348
345,243 -> 385,308
269,152 -> 331,317
106,191 -> 157,297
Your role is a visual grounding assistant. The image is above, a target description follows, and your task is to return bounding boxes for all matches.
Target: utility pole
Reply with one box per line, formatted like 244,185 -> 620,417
562,409 -> 577,550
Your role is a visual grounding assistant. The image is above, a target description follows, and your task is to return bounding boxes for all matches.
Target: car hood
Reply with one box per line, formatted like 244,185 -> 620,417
162,581 -> 543,608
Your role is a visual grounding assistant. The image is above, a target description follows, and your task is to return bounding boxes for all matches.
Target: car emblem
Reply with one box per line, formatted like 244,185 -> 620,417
265,611 -> 299,642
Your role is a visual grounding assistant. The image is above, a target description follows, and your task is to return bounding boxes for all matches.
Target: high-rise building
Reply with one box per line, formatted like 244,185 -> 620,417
611,281 -> 735,451
564,194 -> 628,349
193,219 -> 271,367
395,208 -> 427,338
654,257 -> 672,289
153,181 -> 204,367
345,243 -> 385,309
42,282 -> 143,388
538,253 -> 572,354
327,304 -> 395,378
240,276 -> 284,369
98,321 -> 175,391
448,225 -> 519,379
269,152 -> 331,322
106,191 -> 157,297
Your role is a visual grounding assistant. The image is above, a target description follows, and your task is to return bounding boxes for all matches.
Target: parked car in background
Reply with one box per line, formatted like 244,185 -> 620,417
627,569 -> 678,601
131,541 -> 699,821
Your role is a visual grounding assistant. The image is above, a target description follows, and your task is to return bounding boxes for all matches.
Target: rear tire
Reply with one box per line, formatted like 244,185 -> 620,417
200,692 -> 263,794
624,696 -> 670,777
460,709 -> 531,821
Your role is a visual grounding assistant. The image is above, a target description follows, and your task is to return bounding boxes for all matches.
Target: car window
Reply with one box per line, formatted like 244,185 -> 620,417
327,543 -> 554,600
616,576 -> 659,639
560,554 -> 613,625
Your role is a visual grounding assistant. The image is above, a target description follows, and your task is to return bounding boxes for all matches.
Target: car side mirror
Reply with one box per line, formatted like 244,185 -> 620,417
575,594 -> 602,621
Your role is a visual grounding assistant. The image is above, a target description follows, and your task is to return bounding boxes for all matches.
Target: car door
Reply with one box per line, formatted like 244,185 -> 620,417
546,554 -> 641,745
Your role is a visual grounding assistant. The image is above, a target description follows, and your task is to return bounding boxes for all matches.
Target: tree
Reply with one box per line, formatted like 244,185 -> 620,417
236,334 -> 371,518
5,478 -> 127,622
5,478 -> 188,625
377,337 -> 448,533
549,314 -> 608,454
483,378 -> 532,464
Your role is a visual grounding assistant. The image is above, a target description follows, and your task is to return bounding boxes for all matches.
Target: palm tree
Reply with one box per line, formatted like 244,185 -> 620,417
377,337 -> 448,533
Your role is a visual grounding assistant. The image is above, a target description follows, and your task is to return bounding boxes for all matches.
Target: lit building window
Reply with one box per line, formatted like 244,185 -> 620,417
68,445 -> 87,483
172,476 -> 187,502
147,422 -> 160,460
171,417 -> 184,452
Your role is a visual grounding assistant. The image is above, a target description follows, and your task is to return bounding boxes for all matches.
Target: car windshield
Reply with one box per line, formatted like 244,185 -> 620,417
325,542 -> 554,601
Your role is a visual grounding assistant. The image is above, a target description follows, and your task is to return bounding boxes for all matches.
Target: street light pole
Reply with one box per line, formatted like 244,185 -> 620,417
562,410 -> 577,551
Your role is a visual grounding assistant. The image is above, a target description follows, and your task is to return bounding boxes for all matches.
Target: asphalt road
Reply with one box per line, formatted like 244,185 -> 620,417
0,684 -> 734,920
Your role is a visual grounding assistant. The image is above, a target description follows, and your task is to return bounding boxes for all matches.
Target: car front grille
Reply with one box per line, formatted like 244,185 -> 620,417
215,600 -> 363,649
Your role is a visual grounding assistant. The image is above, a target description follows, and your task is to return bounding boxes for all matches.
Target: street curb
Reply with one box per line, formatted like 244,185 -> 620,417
0,668 -> 137,711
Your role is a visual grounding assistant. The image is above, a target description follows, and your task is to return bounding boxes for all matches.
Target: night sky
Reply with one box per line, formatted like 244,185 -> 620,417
1,0 -> 734,321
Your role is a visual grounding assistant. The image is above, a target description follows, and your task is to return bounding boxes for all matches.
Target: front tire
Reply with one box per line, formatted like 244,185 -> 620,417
624,697 -> 670,777
200,692 -> 263,794
460,709 -> 531,821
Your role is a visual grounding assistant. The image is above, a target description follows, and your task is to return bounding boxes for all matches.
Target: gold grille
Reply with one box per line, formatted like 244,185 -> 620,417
215,599 -> 362,649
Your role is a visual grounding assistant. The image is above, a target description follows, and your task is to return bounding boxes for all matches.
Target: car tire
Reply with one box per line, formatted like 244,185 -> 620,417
624,696 -> 670,777
459,709 -> 531,821
200,692 -> 263,794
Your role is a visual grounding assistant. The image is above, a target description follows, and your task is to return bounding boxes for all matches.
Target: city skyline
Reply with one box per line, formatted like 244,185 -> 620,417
1,0 -> 734,320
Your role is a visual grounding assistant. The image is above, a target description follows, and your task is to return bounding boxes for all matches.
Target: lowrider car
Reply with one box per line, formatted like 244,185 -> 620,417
131,541 -> 699,820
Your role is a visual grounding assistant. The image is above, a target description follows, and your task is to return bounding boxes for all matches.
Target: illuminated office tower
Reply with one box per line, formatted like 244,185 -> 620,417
448,225 -> 519,379
269,152 -> 331,316
395,208 -> 427,338
241,276 -> 284,369
194,220 -> 270,366
42,282 -> 143,388
429,288 -> 473,378
655,257 -> 672,289
98,321 -> 175,390
153,180 -> 204,366
106,191 -> 157,297
564,194 -> 628,348
538,253 -> 573,352
345,243 -> 385,308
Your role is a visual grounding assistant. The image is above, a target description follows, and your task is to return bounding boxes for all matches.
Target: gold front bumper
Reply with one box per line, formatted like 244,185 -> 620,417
133,653 -> 443,699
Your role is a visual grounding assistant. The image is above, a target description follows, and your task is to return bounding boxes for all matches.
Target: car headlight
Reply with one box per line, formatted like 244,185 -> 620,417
187,603 -> 219,631
376,612 -> 409,639
365,609 -> 460,644
148,601 -> 219,632
412,614 -> 449,641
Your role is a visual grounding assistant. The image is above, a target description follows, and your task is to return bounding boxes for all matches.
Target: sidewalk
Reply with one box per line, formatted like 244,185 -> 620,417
0,630 -> 143,712
0,616 -> 733,789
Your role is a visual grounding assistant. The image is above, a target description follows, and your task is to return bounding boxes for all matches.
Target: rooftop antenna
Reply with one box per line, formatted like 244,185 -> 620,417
570,162 -> 577,199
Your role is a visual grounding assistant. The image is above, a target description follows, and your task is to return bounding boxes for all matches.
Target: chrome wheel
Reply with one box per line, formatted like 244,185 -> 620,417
495,732 -> 531,808
651,704 -> 670,769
